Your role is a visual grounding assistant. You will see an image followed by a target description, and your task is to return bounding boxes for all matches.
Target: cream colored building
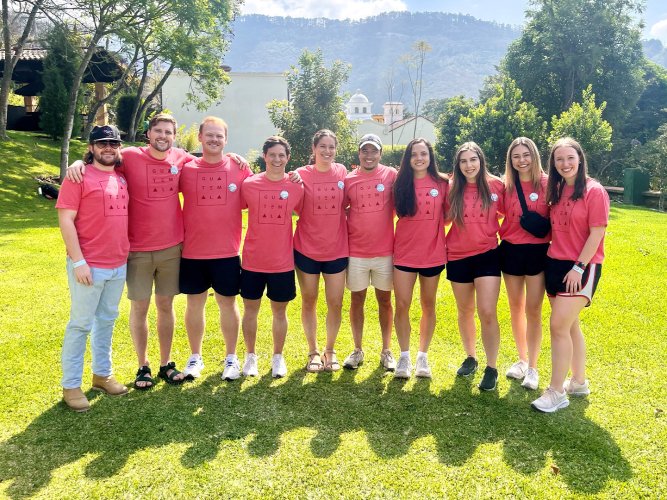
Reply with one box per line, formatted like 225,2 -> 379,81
356,115 -> 436,148
161,70 -> 287,158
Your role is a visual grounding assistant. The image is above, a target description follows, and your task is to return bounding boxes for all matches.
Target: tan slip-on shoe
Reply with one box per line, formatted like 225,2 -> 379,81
92,374 -> 129,396
63,388 -> 90,412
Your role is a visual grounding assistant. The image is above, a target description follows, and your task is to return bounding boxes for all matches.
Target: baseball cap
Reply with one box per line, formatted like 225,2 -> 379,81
89,125 -> 122,143
359,133 -> 382,150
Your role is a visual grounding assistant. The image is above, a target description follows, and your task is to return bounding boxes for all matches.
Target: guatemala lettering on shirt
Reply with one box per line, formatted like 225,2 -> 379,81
547,179 -> 610,264
499,174 -> 551,244
293,163 -> 349,261
393,175 -> 447,268
56,165 -> 129,268
344,164 -> 397,258
445,177 -> 505,262
180,156 -> 252,259
241,173 -> 305,273
117,146 -> 192,252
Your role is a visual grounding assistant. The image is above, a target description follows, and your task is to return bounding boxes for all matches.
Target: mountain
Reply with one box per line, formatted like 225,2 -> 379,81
223,12 -> 520,111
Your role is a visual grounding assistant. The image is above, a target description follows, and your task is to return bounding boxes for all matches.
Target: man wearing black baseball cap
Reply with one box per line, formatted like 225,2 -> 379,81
56,124 -> 129,411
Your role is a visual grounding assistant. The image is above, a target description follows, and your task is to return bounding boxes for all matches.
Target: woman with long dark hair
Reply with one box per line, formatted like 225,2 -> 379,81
294,129 -> 349,373
531,137 -> 609,413
446,142 -> 505,391
392,138 -> 448,379
499,137 -> 550,390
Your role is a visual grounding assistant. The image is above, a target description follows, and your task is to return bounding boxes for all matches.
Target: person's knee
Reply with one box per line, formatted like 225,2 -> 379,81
154,295 -> 174,314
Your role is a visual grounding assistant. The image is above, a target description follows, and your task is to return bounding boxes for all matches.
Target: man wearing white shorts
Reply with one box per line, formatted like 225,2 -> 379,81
343,134 -> 397,371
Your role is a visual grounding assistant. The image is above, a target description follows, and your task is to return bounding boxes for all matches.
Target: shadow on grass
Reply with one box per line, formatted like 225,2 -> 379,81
0,366 -> 631,497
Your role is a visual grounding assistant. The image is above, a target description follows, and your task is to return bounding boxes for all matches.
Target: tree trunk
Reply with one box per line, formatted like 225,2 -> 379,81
127,60 -> 175,142
0,0 -> 42,140
59,34 -> 103,180
126,55 -> 149,142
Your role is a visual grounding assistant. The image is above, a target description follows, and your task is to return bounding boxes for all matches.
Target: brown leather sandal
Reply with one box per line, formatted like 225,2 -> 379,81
305,351 -> 324,373
323,350 -> 340,372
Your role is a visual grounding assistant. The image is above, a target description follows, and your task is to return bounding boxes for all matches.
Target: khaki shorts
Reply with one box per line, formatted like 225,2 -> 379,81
346,256 -> 393,292
126,244 -> 182,301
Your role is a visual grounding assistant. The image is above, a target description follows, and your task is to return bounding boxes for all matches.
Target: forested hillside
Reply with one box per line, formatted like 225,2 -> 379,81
224,12 -> 520,108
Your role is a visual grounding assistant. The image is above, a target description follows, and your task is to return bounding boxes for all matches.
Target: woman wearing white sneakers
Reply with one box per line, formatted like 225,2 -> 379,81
531,137 -> 609,413
499,137 -> 550,390
392,138 -> 448,379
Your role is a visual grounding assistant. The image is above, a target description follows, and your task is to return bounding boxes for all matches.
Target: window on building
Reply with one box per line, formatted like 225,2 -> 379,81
355,107 -> 359,113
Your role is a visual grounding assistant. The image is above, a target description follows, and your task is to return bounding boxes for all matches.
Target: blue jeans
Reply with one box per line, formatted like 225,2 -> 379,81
61,259 -> 127,389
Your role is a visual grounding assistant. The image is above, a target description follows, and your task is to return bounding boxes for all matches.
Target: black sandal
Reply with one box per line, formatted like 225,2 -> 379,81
134,365 -> 154,390
158,361 -> 184,385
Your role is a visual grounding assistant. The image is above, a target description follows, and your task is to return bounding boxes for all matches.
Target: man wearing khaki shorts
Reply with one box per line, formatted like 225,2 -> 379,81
342,134 -> 398,371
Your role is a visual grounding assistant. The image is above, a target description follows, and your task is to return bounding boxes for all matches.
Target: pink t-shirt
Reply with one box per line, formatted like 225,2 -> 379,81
241,173 -> 304,273
548,180 -> 610,264
500,174 -> 551,244
118,146 -> 192,252
393,175 -> 447,268
56,165 -> 130,268
180,156 -> 252,259
293,163 -> 349,261
446,178 -> 505,261
344,164 -> 397,258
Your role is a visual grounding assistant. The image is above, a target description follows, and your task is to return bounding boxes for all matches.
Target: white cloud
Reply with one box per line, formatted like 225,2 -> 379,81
649,18 -> 667,44
240,0 -> 408,20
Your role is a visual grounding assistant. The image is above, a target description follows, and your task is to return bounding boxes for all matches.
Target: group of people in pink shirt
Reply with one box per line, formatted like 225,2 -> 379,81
57,112 -> 609,415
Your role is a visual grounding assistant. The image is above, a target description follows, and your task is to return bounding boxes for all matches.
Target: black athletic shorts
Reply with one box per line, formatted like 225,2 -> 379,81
545,257 -> 602,306
499,241 -> 549,276
394,264 -> 445,278
294,249 -> 348,275
446,247 -> 501,284
240,268 -> 296,302
179,256 -> 240,296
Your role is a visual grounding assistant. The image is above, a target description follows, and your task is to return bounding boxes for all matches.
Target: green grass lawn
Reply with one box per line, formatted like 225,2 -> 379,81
1,131 -> 665,498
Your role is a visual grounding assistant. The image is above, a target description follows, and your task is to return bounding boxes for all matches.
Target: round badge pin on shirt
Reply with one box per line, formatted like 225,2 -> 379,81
491,193 -> 498,202
377,183 -> 385,192
337,180 -> 344,189
429,188 -> 439,197
280,190 -> 289,199
228,183 -> 237,192
170,165 -> 178,175
529,192 -> 538,202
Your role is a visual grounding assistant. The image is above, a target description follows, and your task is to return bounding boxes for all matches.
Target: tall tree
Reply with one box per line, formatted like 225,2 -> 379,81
434,95 -> 475,169
503,0 -> 645,132
457,76 -> 547,171
267,49 -> 354,169
402,40 -> 431,138
0,0 -> 44,139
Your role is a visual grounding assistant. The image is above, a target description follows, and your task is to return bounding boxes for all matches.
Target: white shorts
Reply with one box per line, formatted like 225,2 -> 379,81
346,256 -> 393,292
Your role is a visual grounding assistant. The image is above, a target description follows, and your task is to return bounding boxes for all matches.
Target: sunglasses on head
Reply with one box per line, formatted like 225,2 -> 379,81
95,141 -> 121,149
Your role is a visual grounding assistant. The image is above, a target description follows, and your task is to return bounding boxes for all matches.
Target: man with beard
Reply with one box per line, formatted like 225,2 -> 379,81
57,125 -> 130,411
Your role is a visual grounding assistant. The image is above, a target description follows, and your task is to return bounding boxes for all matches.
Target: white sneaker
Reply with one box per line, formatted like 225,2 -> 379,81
272,354 -> 287,378
415,355 -> 432,378
521,367 -> 539,390
564,378 -> 590,396
242,353 -> 258,377
343,349 -> 364,369
506,360 -> 528,380
394,355 -> 412,379
531,387 -> 569,413
222,357 -> 241,381
380,349 -> 397,371
182,354 -> 204,379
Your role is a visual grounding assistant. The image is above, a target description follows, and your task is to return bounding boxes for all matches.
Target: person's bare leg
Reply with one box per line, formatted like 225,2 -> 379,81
417,274 -> 440,352
393,268 -> 417,352
323,271 -> 345,352
503,274 -> 528,362
271,300 -> 289,354
474,276 -> 501,368
349,289 -> 367,350
155,293 -> 183,381
185,292 -> 207,355
376,288 -> 393,351
215,293 -> 240,357
129,298 -> 151,388
241,298 -> 261,354
450,282 -> 476,358
524,273 -> 546,369
297,269 -> 321,361
548,296 -> 587,391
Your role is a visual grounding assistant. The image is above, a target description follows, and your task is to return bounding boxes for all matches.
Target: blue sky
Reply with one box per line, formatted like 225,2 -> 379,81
239,0 -> 667,42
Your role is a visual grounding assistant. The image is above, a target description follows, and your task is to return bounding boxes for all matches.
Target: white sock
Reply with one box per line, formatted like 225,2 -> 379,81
226,354 -> 238,362
400,351 -> 410,359
417,351 -> 428,360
